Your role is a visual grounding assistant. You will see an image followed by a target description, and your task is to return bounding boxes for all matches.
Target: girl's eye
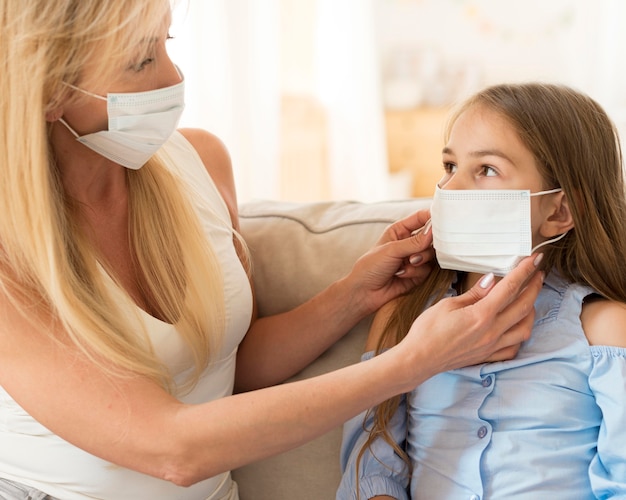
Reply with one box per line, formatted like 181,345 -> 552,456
443,162 -> 457,174
482,165 -> 498,177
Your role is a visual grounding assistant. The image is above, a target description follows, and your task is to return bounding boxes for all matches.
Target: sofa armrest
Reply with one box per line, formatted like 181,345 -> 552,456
233,198 -> 432,500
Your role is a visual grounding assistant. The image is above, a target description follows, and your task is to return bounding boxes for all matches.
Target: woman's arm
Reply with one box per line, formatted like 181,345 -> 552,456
235,223 -> 433,391
0,254 -> 542,487
181,127 -> 438,391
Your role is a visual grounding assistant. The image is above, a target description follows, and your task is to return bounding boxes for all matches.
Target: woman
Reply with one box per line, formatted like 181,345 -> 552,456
0,2 -> 541,499
338,83 -> 626,499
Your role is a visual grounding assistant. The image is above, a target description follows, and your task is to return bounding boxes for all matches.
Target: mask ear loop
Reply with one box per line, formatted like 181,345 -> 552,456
62,81 -> 108,101
531,230 -> 569,253
529,187 -> 568,252
57,118 -> 80,138
529,187 -> 563,197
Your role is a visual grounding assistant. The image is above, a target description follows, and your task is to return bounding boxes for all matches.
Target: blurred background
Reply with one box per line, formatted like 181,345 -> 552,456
169,0 -> 626,203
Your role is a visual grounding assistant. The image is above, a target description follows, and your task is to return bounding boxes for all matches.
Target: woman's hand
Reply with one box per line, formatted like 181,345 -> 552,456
237,209 -> 435,391
391,254 -> 544,390
346,210 -> 435,315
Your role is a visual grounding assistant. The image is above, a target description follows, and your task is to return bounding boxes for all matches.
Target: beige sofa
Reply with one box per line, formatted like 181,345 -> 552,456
233,197 -> 432,500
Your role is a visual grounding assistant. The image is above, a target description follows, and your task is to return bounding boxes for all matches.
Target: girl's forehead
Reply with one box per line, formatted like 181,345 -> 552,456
446,104 -> 544,180
448,105 -> 522,150
454,104 -> 511,130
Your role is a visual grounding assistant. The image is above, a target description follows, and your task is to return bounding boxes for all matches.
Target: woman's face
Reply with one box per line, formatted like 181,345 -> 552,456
438,103 -> 556,246
60,17 -> 180,137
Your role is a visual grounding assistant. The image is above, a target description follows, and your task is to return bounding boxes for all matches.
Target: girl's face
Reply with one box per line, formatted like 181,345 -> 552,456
439,103 -> 557,247
439,104 -> 544,192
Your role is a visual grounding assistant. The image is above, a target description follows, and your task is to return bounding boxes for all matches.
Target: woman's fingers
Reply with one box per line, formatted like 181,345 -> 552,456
404,254 -> 545,373
378,209 -> 431,244
484,310 -> 536,362
457,254 -> 544,312
452,254 -> 544,363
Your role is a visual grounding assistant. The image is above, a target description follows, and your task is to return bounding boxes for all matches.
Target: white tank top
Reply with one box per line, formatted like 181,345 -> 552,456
0,132 -> 253,499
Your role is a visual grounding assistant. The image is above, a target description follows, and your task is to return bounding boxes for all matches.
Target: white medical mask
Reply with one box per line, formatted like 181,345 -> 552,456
431,185 -> 567,276
59,72 -> 185,170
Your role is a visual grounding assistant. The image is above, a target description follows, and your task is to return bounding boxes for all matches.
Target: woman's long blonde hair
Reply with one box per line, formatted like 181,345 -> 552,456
357,82 -> 626,480
0,0 -> 230,392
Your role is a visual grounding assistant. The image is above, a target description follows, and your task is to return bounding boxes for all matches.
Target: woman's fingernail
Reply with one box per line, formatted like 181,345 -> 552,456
533,253 -> 544,267
409,254 -> 423,265
395,268 -> 406,276
479,272 -> 495,289
423,219 -> 432,235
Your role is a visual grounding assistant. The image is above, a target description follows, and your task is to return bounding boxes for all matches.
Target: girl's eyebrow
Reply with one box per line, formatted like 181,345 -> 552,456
442,146 -> 514,164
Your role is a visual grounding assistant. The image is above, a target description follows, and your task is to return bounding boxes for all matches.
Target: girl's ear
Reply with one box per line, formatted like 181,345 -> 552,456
539,191 -> 574,238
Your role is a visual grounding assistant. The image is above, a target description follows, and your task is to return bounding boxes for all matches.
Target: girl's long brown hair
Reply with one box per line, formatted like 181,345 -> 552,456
357,82 -> 626,482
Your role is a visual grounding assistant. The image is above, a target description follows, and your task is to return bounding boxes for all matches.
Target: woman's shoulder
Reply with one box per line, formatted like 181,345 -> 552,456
178,128 -> 239,229
581,296 -> 626,347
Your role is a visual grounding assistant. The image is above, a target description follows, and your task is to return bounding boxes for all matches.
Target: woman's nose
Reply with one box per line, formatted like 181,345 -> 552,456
159,57 -> 183,88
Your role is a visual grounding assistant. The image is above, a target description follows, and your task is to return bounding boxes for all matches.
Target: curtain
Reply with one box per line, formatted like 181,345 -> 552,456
170,0 -> 281,202
170,0 -> 391,203
315,0 -> 391,201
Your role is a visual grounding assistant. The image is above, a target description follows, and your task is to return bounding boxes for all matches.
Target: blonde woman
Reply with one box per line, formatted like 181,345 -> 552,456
338,83 -> 626,499
0,2 -> 543,499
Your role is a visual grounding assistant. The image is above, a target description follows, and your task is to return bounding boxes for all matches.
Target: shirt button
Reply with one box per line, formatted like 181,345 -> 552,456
469,496 -> 480,500
477,425 -> 488,439
481,376 -> 492,387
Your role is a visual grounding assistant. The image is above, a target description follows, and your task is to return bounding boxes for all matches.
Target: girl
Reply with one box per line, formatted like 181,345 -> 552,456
338,83 -> 626,499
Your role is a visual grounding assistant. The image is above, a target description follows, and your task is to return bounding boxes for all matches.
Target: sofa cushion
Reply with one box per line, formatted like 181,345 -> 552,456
233,198 -> 431,500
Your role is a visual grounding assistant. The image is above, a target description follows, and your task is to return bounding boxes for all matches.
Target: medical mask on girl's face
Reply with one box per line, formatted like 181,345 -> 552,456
430,185 -> 567,276
58,73 -> 185,170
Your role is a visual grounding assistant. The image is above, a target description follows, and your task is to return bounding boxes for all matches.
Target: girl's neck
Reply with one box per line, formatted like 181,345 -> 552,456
458,272 -> 502,295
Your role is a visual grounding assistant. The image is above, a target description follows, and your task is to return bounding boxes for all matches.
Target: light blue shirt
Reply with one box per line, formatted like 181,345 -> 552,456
337,272 -> 626,499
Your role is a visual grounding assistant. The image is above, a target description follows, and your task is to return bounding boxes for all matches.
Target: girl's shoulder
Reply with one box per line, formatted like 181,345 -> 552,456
581,296 -> 626,347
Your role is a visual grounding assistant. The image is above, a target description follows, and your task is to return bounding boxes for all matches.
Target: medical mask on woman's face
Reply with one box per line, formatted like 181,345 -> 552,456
58,72 -> 185,170
430,185 -> 567,276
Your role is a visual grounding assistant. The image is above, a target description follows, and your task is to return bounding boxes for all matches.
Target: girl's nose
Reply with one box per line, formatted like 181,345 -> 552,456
438,172 -> 462,190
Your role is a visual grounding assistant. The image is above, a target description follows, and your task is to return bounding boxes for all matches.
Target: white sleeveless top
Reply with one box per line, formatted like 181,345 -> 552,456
0,132 -> 253,499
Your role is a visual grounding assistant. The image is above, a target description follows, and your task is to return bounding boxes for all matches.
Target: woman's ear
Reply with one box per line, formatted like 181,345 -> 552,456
539,191 -> 574,238
45,90 -> 69,122
45,107 -> 63,122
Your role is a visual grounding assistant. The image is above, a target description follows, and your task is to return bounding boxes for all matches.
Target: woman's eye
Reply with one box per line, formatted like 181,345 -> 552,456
134,57 -> 154,72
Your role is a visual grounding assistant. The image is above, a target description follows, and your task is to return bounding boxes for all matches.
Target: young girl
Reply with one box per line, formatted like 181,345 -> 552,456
337,83 -> 626,499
